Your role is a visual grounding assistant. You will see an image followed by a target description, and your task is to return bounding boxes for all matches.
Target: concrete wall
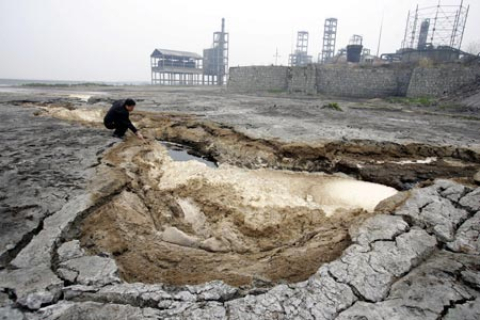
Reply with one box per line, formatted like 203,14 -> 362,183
227,63 -> 480,99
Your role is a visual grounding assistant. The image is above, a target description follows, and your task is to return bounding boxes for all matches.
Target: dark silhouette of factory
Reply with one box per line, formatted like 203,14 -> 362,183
150,19 -> 228,86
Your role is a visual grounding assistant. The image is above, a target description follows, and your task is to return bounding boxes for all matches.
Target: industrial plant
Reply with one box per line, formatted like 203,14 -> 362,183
150,1 -> 473,86
150,19 -> 228,86
288,31 -> 313,67
319,18 -> 338,64
320,1 -> 472,65
384,0 -> 471,63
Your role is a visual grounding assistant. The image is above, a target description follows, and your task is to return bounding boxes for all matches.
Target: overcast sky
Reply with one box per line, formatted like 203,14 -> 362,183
0,0 -> 478,82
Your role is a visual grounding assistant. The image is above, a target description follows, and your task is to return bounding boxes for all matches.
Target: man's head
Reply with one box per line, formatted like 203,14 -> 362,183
124,98 -> 136,112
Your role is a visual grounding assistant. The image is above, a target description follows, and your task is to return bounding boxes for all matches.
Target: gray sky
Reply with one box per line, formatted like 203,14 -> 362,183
0,0 -> 478,82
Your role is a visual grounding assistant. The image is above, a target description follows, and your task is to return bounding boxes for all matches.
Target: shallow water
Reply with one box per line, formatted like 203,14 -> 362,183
160,141 -> 217,168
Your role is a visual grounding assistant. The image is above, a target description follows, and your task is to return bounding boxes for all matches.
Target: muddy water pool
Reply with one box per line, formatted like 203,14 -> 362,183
160,141 -> 217,168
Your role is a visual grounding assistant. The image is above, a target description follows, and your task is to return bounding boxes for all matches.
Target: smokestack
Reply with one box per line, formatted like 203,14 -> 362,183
418,19 -> 430,49
218,18 -> 226,86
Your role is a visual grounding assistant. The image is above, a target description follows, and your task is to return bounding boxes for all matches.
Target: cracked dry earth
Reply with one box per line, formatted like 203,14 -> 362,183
1,91 -> 480,320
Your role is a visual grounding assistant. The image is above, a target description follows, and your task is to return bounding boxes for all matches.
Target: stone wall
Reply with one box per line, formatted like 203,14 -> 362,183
316,65 -> 410,98
227,63 -> 480,99
407,64 -> 480,98
228,66 -> 288,93
397,68 -> 415,97
287,65 -> 317,95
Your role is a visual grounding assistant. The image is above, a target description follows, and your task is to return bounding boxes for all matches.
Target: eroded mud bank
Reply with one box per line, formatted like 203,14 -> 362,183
39,102 -> 480,190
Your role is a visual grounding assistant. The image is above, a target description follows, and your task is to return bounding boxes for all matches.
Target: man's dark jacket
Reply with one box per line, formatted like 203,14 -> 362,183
103,100 -> 138,133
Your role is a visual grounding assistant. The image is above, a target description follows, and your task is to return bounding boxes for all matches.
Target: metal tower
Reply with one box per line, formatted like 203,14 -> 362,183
320,18 -> 338,64
401,0 -> 470,50
296,31 -> 309,53
203,18 -> 229,85
289,31 -> 312,66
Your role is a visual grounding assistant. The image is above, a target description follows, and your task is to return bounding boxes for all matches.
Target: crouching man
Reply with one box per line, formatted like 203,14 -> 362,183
104,98 -> 145,142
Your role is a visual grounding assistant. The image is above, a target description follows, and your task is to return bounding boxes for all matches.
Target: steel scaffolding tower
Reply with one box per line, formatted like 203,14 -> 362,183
320,18 -> 338,64
401,0 -> 470,50
289,31 -> 312,66
297,31 -> 309,53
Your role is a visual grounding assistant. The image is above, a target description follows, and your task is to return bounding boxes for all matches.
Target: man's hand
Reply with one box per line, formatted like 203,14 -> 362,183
136,131 -> 147,143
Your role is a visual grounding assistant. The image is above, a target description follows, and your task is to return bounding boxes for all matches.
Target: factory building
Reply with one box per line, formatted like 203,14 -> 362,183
150,19 -> 228,86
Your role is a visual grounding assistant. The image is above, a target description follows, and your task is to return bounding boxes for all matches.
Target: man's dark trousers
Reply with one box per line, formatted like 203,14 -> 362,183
104,121 -> 128,137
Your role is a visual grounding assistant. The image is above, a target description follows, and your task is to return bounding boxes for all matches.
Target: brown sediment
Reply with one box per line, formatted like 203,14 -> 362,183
81,138 -> 395,286
81,191 -> 363,286
80,139 -> 386,287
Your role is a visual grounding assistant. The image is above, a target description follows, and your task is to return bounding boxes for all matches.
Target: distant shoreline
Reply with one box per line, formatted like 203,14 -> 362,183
0,78 -> 150,87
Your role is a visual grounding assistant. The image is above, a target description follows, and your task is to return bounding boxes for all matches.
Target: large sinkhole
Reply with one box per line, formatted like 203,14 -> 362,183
80,140 -> 399,287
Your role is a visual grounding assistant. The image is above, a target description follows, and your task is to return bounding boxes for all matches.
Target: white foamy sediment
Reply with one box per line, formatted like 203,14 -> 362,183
159,157 -> 398,217
68,94 -> 91,102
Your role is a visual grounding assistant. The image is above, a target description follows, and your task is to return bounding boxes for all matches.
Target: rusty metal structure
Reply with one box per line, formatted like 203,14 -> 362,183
150,19 -> 229,86
401,0 -> 469,51
289,31 -> 312,66
319,18 -> 338,64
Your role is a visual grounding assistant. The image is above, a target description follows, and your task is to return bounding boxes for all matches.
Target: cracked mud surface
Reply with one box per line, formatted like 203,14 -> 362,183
0,103 -> 109,269
0,86 -> 479,319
